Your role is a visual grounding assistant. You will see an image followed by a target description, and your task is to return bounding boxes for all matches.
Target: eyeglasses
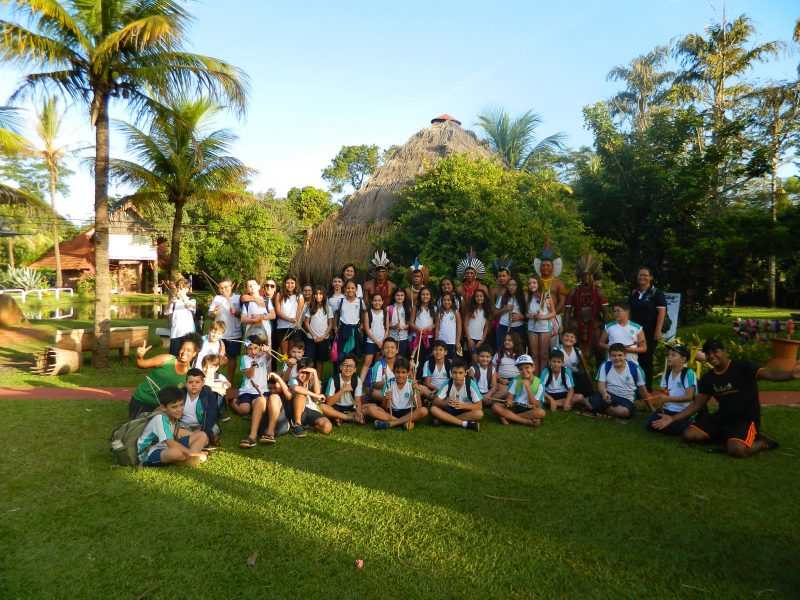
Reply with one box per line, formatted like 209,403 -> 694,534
265,283 -> 276,288
340,363 -> 356,369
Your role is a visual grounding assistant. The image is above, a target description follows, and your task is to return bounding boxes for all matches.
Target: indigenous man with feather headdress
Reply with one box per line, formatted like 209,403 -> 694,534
405,257 -> 430,312
533,236 -> 569,323
364,251 -> 397,306
564,254 -> 609,358
455,249 -> 490,313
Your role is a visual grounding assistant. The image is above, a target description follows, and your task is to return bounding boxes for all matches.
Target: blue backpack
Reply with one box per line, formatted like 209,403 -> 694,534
603,359 -> 640,385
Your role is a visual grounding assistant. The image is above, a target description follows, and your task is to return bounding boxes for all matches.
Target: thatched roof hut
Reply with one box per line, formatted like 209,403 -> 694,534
291,115 -> 496,284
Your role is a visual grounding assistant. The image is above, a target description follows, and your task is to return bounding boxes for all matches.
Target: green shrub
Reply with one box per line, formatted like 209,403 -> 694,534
0,266 -> 47,290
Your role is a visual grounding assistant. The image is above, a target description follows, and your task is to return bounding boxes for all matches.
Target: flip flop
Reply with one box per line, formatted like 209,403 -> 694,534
240,437 -> 257,449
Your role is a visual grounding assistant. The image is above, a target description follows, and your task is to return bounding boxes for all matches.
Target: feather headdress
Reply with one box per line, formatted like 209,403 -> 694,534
492,255 -> 515,276
456,248 -> 486,280
368,250 -> 395,276
534,234 -> 563,278
575,254 -> 602,278
406,256 -> 430,284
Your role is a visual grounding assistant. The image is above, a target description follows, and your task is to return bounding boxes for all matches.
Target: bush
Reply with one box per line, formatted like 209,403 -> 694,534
76,273 -> 95,297
0,266 -> 47,290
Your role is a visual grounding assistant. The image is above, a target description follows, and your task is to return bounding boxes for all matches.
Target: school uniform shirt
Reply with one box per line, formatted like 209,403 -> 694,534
338,297 -> 364,325
506,375 -> 545,407
327,293 -> 344,314
167,298 -> 196,338
382,377 -> 416,411
195,335 -> 224,368
555,345 -> 582,373
495,297 -> 520,327
240,297 -> 273,340
370,361 -> 394,387
306,305 -> 333,338
206,372 -> 229,396
180,394 -> 201,429
435,295 -> 461,313
466,307 -> 487,341
596,360 -> 645,401
435,378 -> 483,404
325,375 -> 364,407
277,294 -> 300,329
527,296 -> 551,334
367,309 -> 387,344
470,364 -> 494,394
539,367 -> 574,395
660,368 -> 697,412
423,361 -> 449,390
281,362 -> 299,380
208,294 -> 242,340
438,309 -> 458,344
288,376 -> 322,412
494,353 -> 519,380
605,320 -> 643,363
414,307 -> 434,331
137,414 -> 176,462
388,304 -> 409,341
239,354 -> 269,395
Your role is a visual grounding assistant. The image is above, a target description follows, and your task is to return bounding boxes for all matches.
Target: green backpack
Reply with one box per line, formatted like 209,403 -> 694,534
109,411 -> 163,466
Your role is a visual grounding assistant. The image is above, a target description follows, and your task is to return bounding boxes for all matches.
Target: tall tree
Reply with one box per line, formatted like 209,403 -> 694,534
746,81 -> 800,307
111,96 -> 256,281
0,0 -> 248,367
607,45 -> 674,131
475,107 -> 565,171
673,13 -> 782,203
286,186 -> 337,228
321,144 -> 379,195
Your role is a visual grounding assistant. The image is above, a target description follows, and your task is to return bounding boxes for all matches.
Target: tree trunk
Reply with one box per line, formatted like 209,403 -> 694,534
767,152 -> 778,308
49,164 -> 62,288
169,200 -> 184,282
7,237 -> 14,268
91,92 -> 111,369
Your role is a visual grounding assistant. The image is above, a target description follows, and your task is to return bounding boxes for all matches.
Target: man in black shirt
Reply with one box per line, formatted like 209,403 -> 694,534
652,339 -> 799,458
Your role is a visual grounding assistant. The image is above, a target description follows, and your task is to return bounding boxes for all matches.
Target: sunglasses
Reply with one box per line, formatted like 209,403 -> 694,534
265,283 -> 276,288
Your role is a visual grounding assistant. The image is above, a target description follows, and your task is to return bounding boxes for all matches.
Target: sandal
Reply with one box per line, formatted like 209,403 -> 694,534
259,433 -> 276,444
499,416 -> 510,426
240,437 -> 257,449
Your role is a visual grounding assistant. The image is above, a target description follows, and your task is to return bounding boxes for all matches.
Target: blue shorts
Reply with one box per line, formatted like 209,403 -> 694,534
332,403 -> 355,413
142,436 -> 191,467
304,337 -> 330,362
390,407 -> 412,419
442,405 -> 473,417
223,338 -> 242,358
363,340 -> 382,356
511,404 -> 538,415
236,392 -> 261,405
588,392 -> 636,417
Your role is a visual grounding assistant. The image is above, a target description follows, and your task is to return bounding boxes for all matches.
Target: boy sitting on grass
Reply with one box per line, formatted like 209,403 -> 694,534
539,349 -> 584,412
582,343 -> 649,421
372,357 -> 429,430
647,343 -> 696,435
469,345 -> 499,408
286,358 -> 333,438
323,354 -> 366,425
420,341 -> 451,404
281,339 -> 306,382
491,354 -> 546,427
178,368 -> 221,447
201,354 -> 231,422
232,334 -> 270,418
137,386 -> 208,467
429,358 -> 483,431
241,372 -> 292,447
195,320 -> 227,369
367,337 -> 399,403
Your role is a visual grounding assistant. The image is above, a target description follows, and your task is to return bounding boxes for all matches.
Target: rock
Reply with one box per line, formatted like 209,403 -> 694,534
0,294 -> 23,327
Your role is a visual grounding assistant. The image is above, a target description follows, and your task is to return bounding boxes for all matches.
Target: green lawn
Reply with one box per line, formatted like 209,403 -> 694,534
1,400 -> 798,598
723,306 -> 799,320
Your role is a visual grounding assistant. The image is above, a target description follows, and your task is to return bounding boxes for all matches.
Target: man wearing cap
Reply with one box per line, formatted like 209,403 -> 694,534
491,354 -> 547,426
652,338 -> 799,457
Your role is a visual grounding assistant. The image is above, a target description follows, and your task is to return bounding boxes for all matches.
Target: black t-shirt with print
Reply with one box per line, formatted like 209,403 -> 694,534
697,360 -> 761,425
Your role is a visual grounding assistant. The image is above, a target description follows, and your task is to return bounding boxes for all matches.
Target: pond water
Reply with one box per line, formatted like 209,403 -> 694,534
23,302 -> 168,321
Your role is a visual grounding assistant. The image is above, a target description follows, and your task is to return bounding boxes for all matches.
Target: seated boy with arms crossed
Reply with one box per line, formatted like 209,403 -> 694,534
491,354 -> 547,427
582,343 -> 649,420
429,358 -> 483,431
323,354 -> 366,425
178,368 -> 221,447
539,349 -> 584,412
137,386 -> 208,467
372,357 -> 429,430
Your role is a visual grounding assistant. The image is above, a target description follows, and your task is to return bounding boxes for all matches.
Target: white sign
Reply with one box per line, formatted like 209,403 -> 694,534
663,293 -> 681,341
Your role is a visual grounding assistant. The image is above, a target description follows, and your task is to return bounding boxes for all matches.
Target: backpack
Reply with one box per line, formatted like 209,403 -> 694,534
109,410 -> 167,467
444,376 -> 476,403
664,367 -> 689,393
333,373 -> 362,395
364,359 -> 385,391
544,368 -> 569,390
471,363 -> 494,389
603,360 -> 640,385
425,355 -> 451,380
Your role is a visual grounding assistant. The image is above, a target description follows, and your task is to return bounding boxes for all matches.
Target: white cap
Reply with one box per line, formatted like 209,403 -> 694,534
515,354 -> 534,366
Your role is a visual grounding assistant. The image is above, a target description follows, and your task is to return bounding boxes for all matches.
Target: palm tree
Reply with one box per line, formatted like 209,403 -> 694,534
475,108 -> 565,171
607,45 -> 674,131
29,97 -> 72,287
0,0 -> 248,367
111,96 -> 256,281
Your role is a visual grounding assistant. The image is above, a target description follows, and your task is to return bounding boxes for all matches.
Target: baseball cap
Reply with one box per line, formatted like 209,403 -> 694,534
666,343 -> 690,359
701,339 -> 725,353
515,354 -> 534,367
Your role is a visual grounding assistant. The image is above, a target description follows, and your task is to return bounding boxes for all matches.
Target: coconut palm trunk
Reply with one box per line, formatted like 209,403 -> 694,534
169,200 -> 186,282
92,92 -> 111,368
48,162 -> 62,287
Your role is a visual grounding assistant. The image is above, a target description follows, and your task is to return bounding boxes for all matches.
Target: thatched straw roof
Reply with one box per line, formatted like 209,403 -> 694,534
290,117 -> 497,285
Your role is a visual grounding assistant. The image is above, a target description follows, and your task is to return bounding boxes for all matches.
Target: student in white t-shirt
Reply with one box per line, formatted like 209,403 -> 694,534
164,279 -> 196,356
388,288 -> 411,358
429,358 -> 483,430
303,286 -> 333,378
207,277 -> 242,382
323,354 -> 365,424
274,276 -> 304,357
647,343 -> 697,435
371,357 -> 428,430
435,292 -> 462,361
538,349 -> 584,412
361,293 -> 388,384
420,341 -> 451,403
239,278 -> 275,344
464,289 -> 491,364
584,343 -> 649,420
334,279 -> 365,364
491,354 -> 547,426
194,320 -> 227,369
598,300 -> 646,364
469,346 -> 499,407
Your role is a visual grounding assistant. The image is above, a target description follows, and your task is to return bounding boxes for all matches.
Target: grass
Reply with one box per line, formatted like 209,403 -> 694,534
723,306 -> 799,320
1,400 -> 798,598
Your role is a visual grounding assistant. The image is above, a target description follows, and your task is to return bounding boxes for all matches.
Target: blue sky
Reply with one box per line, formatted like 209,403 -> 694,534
1,0 -> 797,224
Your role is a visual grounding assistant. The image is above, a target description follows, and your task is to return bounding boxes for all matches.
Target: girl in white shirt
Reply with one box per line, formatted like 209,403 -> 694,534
388,287 -> 411,357
410,286 -> 437,377
464,289 -> 491,364
275,276 -> 304,356
526,277 -> 555,375
435,292 -> 462,360
360,294 -> 388,383
303,286 -> 334,378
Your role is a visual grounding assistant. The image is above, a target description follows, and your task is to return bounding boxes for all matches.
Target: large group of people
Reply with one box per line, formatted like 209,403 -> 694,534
131,245 -> 799,467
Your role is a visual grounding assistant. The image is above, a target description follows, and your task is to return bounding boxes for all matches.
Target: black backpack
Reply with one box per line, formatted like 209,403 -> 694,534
425,356 -> 452,380
332,373 -> 362,394
544,368 -> 569,390
444,376 -> 476,403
